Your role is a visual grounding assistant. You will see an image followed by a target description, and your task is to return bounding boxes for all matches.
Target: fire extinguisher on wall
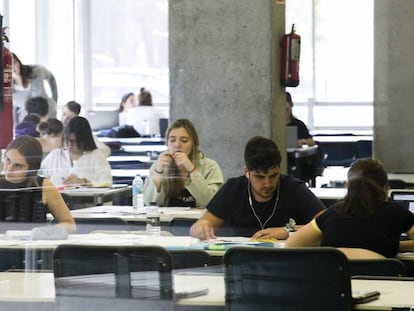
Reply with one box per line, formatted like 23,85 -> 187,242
280,24 -> 301,87
0,20 -> 13,149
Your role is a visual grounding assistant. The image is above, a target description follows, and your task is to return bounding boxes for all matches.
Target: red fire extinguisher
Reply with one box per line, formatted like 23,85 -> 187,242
281,24 -> 301,87
0,22 -> 13,149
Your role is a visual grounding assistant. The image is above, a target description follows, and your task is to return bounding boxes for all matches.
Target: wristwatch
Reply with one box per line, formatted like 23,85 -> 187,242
285,218 -> 297,232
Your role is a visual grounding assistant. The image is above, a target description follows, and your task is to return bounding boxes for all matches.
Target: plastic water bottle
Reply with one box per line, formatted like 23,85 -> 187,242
146,202 -> 161,235
132,174 -> 144,211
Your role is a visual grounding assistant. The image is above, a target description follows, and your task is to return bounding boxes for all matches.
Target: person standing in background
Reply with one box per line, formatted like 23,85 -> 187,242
286,92 -> 315,147
118,92 -> 137,126
12,53 -> 58,124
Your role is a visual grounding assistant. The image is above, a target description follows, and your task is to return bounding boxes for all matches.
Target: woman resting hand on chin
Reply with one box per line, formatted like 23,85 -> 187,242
1,135 -> 76,233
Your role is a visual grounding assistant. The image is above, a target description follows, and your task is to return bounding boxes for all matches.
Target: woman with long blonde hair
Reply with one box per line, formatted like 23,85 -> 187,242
144,119 -> 223,207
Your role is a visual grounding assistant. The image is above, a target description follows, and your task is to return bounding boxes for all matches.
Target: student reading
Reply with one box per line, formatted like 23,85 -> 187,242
41,116 -> 112,188
190,136 -> 325,240
286,158 -> 414,259
0,135 -> 75,233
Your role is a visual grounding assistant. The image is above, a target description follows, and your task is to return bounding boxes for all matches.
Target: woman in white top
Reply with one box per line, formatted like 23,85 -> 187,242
41,116 -> 112,188
125,88 -> 161,136
118,92 -> 137,126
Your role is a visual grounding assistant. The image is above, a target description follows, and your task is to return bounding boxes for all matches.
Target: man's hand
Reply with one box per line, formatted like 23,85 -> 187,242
190,219 -> 217,240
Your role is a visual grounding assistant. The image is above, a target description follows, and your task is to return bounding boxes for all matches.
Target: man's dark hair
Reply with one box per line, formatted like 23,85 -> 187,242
244,136 -> 281,171
25,96 -> 49,117
66,101 -> 81,115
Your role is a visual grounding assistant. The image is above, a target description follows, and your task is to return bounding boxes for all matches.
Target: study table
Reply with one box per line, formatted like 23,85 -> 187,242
98,137 -> 165,146
1,270 -> 414,311
0,233 -> 204,271
107,155 -> 154,165
314,135 -> 373,143
0,230 -> 412,311
388,173 -> 414,186
111,168 -> 151,184
49,205 -> 205,224
121,144 -> 167,154
59,185 -> 132,209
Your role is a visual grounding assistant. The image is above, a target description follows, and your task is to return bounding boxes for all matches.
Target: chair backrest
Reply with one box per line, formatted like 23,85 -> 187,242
0,248 -> 53,271
73,217 -> 130,233
349,258 -> 407,277
355,140 -> 372,158
224,247 -> 353,311
168,217 -> 233,237
168,217 -> 197,236
169,250 -> 212,269
53,244 -> 173,300
316,141 -> 356,167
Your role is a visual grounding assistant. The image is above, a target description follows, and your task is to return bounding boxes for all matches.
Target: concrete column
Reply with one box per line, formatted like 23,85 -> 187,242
169,0 -> 286,179
374,1 -> 414,173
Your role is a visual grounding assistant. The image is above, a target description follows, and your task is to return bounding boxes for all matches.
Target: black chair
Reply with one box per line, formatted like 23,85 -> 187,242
0,248 -> 53,271
355,140 -> 372,159
168,217 -> 197,236
224,247 -> 353,311
53,244 -> 173,300
168,217 -> 234,237
316,141 -> 357,167
388,179 -> 408,189
169,249 -> 212,269
349,258 -> 407,277
52,217 -> 130,234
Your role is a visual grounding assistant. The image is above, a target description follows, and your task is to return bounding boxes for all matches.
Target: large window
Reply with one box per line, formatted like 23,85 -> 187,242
1,0 -> 168,113
286,0 -> 374,134
1,0 -> 372,132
